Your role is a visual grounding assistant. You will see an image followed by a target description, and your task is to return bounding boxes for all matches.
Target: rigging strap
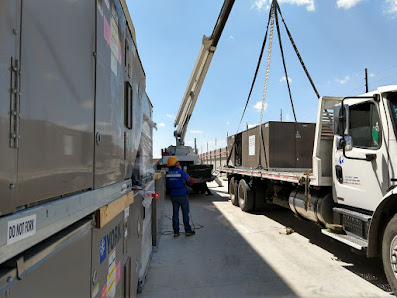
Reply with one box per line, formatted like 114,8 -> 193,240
276,3 -> 320,99
274,2 -> 297,122
236,6 -> 273,133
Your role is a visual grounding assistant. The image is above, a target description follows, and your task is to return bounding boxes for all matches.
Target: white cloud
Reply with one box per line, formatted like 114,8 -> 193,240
229,35 -> 235,40
285,114 -> 291,121
251,0 -> 269,11
226,121 -> 230,125
190,130 -> 203,134
166,114 -> 175,119
384,0 -> 397,17
336,0 -> 365,10
253,101 -> 268,111
184,140 -> 193,146
336,75 -> 350,84
252,0 -> 315,12
370,73 -> 376,77
280,76 -> 292,83
158,122 -> 166,127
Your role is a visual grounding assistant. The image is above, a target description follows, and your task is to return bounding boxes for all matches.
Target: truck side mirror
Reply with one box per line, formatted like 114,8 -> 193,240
333,104 -> 349,136
338,135 -> 353,151
344,136 -> 353,151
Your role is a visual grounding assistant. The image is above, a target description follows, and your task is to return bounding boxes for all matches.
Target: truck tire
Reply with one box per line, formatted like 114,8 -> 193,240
238,179 -> 254,212
229,177 -> 239,206
382,214 -> 397,294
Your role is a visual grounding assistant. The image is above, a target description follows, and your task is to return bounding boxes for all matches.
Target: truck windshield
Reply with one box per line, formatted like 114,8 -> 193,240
388,93 -> 397,139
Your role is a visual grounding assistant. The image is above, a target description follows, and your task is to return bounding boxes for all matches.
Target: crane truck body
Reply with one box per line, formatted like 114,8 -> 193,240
220,85 -> 397,293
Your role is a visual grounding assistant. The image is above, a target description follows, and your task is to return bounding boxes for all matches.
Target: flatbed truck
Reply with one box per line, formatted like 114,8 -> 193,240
220,85 -> 397,293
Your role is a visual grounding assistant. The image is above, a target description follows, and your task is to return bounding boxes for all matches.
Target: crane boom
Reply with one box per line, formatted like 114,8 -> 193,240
174,0 -> 235,146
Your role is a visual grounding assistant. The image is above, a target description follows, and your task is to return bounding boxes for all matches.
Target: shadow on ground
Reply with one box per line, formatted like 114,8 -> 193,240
256,206 -> 392,293
140,192 -> 297,297
207,178 -> 391,293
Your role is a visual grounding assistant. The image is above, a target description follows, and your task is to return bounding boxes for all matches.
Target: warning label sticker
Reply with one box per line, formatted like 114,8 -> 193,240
7,214 -> 36,245
110,18 -> 121,64
107,249 -> 116,297
92,284 -> 99,298
249,135 -> 255,156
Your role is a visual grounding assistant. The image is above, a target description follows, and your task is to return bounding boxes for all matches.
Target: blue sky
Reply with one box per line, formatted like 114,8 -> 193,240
127,0 -> 397,158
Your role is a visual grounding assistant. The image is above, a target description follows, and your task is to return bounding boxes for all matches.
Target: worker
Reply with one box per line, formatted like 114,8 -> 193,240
166,156 -> 199,238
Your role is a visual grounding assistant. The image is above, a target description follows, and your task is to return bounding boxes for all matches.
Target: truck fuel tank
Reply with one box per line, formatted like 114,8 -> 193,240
289,189 -> 334,225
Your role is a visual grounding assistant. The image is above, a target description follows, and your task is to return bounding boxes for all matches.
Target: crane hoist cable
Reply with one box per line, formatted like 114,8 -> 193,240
257,3 -> 276,169
228,0 -> 322,165
228,6 -> 273,166
260,4 -> 275,125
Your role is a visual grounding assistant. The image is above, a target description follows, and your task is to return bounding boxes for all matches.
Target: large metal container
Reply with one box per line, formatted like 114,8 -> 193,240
95,0 -> 147,188
91,212 -> 127,298
226,132 -> 242,167
0,0 -> 150,215
261,121 -> 297,168
231,121 -> 315,169
242,125 -> 264,168
0,220 -> 93,297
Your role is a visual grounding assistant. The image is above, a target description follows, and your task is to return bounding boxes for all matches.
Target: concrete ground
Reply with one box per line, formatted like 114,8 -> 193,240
139,178 -> 393,297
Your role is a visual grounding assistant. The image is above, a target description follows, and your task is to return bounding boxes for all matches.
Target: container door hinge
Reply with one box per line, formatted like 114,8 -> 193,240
10,57 -> 20,148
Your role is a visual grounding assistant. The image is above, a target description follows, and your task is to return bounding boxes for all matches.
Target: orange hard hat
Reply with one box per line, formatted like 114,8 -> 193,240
167,156 -> 179,167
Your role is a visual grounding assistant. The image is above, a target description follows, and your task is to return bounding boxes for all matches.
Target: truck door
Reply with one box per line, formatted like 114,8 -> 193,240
333,100 -> 389,211
0,0 -> 21,215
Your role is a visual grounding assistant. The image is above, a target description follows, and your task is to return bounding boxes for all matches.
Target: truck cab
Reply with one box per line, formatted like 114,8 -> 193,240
329,86 -> 397,291
332,86 -> 397,212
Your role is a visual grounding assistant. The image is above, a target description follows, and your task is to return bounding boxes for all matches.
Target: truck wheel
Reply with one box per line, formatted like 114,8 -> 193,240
229,177 -> 239,206
382,214 -> 397,294
238,179 -> 254,212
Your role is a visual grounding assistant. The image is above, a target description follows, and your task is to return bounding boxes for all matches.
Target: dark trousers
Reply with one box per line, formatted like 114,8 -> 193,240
170,195 -> 192,234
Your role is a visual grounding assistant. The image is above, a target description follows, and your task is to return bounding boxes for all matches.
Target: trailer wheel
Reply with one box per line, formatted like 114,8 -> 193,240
229,177 -> 239,206
238,179 -> 254,212
382,214 -> 397,294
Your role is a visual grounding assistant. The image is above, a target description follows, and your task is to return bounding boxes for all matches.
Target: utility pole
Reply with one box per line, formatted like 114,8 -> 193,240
365,68 -> 369,93
280,109 -> 283,122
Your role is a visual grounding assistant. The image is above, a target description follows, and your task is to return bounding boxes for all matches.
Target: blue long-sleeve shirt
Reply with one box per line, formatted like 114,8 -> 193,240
166,167 -> 190,196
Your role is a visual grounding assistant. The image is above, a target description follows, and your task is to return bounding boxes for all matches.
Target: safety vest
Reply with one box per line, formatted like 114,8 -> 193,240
166,167 -> 189,196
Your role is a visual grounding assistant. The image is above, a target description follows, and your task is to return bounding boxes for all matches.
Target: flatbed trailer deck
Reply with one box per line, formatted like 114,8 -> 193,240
219,167 -> 317,185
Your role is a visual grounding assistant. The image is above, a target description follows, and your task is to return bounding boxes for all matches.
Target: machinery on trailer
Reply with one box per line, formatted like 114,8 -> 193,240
0,0 -> 157,296
220,85 -> 397,293
157,0 -> 235,179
